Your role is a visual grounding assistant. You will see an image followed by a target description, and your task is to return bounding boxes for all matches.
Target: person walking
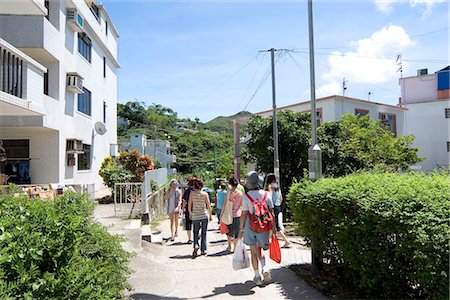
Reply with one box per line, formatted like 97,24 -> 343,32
238,171 -> 276,286
220,177 -> 242,252
165,179 -> 182,242
188,177 -> 212,258
182,177 -> 195,244
266,173 -> 291,248
215,183 -> 227,225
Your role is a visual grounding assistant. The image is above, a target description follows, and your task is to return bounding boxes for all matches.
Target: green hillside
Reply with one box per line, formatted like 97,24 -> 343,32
204,111 -> 252,133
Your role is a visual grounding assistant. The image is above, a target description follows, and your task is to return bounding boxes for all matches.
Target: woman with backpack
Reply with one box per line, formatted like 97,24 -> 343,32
188,177 -> 212,258
266,174 -> 291,248
238,171 -> 277,286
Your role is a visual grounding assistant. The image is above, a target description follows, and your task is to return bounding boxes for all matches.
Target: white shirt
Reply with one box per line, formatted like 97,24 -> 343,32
242,190 -> 273,214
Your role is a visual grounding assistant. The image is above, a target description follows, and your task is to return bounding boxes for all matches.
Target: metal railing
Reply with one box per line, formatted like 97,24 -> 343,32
114,182 -> 143,216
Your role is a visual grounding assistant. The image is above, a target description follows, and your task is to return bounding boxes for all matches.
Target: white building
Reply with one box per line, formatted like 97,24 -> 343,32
0,0 -> 119,196
118,134 -> 176,170
400,66 -> 450,171
256,95 -> 406,136
233,95 -> 407,177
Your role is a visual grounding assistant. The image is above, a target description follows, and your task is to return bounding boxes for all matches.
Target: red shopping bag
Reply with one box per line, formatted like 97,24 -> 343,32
269,234 -> 281,263
220,222 -> 229,234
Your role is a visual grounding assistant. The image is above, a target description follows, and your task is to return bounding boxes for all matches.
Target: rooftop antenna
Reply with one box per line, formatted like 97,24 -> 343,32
368,91 -> 372,101
396,54 -> 403,78
342,77 -> 348,96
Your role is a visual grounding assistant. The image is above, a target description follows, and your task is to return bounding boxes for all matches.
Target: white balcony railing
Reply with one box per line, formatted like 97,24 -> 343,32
0,38 -> 46,116
0,0 -> 47,16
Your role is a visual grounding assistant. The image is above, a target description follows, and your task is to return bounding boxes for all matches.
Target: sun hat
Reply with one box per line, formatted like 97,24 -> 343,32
245,171 -> 264,190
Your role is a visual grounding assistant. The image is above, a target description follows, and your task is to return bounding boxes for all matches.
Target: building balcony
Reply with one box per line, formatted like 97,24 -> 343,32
0,0 -> 47,16
0,38 -> 46,117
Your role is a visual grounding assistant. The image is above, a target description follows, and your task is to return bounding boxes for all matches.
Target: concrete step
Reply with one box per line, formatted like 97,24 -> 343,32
141,224 -> 163,244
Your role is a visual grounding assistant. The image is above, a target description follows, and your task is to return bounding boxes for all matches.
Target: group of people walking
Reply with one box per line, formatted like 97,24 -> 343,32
164,171 -> 290,286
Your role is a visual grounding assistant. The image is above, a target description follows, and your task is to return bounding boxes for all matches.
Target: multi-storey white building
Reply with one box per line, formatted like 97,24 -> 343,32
400,66 -> 450,171
0,0 -> 119,196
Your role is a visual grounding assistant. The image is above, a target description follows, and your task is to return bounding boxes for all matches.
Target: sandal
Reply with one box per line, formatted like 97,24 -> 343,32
192,248 -> 199,259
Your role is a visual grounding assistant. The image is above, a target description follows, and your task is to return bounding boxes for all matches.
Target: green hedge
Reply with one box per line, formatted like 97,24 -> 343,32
289,172 -> 450,299
0,192 -> 131,299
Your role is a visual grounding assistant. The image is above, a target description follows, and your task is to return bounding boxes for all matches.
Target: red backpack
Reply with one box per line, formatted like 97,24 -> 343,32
246,192 -> 274,233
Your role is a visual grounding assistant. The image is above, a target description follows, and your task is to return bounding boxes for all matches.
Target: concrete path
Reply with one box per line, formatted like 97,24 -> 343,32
94,204 -> 326,300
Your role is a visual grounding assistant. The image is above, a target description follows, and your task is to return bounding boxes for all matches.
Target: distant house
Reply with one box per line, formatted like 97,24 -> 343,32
400,66 -> 450,171
118,134 -> 175,170
0,0 -> 119,197
232,95 -> 407,177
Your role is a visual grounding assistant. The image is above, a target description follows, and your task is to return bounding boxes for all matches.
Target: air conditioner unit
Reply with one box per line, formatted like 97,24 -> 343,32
66,72 -> 84,93
66,139 -> 84,154
417,68 -> 428,76
67,9 -> 84,32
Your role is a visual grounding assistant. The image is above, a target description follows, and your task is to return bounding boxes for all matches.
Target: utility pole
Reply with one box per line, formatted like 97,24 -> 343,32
307,0 -> 322,274
153,125 -> 157,162
213,139 -> 217,179
258,48 -> 281,183
342,77 -> 348,96
270,48 -> 281,184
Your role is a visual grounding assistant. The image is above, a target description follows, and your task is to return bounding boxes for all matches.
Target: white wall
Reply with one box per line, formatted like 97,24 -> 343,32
400,74 -> 438,104
0,0 -> 119,194
0,127 -> 59,183
405,100 -> 450,171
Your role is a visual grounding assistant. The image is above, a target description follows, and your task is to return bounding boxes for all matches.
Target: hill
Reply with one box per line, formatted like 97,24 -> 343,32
204,111 -> 252,133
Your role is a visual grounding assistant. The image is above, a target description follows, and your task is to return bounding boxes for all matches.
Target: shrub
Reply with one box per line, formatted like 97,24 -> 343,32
99,156 -> 133,191
0,192 -> 132,299
117,150 -> 155,182
288,171 -> 450,299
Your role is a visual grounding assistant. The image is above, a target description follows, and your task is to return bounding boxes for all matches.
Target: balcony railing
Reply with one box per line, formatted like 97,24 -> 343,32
0,46 -> 24,98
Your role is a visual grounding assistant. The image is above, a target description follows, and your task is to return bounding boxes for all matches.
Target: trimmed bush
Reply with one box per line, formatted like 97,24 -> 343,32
0,193 -> 132,299
289,172 -> 450,299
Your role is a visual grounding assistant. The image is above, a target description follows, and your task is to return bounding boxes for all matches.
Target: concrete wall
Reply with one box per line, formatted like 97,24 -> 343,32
0,127 -> 59,183
405,100 -> 450,171
400,74 -> 438,104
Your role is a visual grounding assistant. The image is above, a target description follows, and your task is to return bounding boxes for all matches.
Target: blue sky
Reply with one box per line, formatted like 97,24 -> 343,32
102,0 -> 449,121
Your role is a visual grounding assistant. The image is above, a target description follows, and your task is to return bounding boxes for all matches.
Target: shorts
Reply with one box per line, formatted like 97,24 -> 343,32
243,218 -> 270,250
274,205 -> 283,232
227,217 -> 240,238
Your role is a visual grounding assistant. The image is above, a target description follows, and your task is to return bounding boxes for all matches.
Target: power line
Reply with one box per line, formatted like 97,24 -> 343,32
241,50 -> 288,111
236,52 -> 267,111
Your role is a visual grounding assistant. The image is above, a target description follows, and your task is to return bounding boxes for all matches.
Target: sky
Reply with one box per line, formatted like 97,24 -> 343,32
101,0 -> 449,122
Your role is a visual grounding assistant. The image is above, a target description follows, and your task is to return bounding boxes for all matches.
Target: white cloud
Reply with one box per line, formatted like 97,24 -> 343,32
374,0 -> 445,15
374,0 -> 399,13
322,25 -> 414,85
316,82 -> 341,97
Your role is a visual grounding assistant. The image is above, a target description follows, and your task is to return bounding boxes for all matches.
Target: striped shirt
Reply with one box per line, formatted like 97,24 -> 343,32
191,191 -> 208,221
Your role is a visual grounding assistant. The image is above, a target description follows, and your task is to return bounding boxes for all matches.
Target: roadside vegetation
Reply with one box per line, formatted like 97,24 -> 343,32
289,171 -> 450,299
0,192 -> 132,299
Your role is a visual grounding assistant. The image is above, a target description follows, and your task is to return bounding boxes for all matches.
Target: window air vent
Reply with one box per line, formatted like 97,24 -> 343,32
66,72 -> 84,93
67,9 -> 84,32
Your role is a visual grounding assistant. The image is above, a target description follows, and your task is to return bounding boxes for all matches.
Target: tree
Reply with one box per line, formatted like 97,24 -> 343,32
242,110 -> 311,192
318,114 -> 422,176
243,111 -> 422,190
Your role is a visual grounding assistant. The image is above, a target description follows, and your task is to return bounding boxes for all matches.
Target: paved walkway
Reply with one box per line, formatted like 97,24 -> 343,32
94,204 -> 326,300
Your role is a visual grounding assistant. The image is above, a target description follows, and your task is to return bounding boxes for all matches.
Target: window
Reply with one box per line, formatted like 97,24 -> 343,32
2,140 -> 30,184
77,144 -> 91,170
43,72 -> 48,95
447,141 -> 450,152
445,108 -> 450,119
78,87 -> 91,116
103,56 -> 106,78
355,108 -> 369,117
44,0 -> 49,20
316,109 -> 322,128
90,4 -> 100,21
103,101 -> 107,123
77,33 -> 91,63
379,112 -> 396,136
105,21 -> 108,36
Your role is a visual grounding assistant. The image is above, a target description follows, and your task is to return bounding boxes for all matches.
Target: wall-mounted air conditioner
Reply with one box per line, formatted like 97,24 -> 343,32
66,139 -> 84,154
67,9 -> 84,32
66,72 -> 84,93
